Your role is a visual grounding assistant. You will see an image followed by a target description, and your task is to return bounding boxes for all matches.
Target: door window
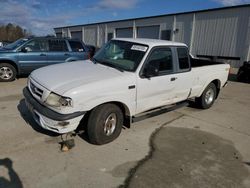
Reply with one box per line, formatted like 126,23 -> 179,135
22,40 -> 48,52
144,48 -> 173,76
68,41 -> 85,52
48,39 -> 68,52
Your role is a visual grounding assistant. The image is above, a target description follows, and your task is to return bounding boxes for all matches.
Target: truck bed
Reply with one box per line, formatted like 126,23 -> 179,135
190,57 -> 224,67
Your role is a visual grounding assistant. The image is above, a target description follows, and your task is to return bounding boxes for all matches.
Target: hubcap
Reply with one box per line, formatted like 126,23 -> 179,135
205,88 -> 215,105
104,113 -> 117,136
0,67 -> 13,80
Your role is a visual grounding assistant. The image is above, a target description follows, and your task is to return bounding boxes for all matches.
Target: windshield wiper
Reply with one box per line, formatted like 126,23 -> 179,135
99,61 -> 124,72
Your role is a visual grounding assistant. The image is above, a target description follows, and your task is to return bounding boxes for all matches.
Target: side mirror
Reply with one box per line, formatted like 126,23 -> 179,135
143,64 -> 159,78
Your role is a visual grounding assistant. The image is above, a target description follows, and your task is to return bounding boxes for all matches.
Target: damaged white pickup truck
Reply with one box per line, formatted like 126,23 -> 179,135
23,38 -> 230,145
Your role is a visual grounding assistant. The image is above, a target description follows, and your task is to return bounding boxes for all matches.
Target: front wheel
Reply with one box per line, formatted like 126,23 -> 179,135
87,104 -> 123,145
195,83 -> 217,109
0,63 -> 17,82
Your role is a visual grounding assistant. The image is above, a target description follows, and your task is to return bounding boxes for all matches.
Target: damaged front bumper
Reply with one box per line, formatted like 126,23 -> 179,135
23,87 -> 85,134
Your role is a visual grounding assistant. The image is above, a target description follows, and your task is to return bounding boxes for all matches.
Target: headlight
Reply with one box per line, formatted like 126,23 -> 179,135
45,92 -> 73,107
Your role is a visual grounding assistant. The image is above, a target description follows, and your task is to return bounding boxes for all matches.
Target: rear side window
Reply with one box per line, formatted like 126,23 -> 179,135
177,47 -> 189,70
68,41 -> 85,52
48,39 -> 68,52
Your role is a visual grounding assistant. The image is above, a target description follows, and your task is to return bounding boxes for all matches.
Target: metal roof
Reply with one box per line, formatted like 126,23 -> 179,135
54,4 -> 250,30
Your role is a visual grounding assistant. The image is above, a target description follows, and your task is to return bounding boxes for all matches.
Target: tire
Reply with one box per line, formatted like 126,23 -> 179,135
237,70 -> 245,82
87,104 -> 123,145
195,83 -> 217,109
0,63 -> 17,82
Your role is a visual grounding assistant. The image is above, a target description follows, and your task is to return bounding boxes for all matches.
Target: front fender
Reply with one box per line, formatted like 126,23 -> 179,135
0,57 -> 19,73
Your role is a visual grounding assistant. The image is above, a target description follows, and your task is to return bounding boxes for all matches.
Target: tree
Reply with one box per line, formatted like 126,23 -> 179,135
0,23 -> 30,42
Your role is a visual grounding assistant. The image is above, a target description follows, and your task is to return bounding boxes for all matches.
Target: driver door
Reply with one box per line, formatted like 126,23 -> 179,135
18,39 -> 48,74
136,47 -> 177,114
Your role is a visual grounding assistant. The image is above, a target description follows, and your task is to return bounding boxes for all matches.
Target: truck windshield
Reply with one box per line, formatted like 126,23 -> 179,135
4,38 -> 28,49
93,40 -> 148,72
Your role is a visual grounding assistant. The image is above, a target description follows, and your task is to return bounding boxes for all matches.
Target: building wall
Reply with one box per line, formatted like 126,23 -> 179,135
174,14 -> 193,47
191,7 -> 250,67
54,6 -> 250,68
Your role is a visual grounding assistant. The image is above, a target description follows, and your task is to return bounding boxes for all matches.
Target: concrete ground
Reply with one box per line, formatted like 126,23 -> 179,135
0,79 -> 250,188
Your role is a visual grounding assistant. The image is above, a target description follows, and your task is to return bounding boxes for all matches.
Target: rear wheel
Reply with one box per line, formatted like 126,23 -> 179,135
195,83 -> 217,109
87,104 -> 123,145
0,63 -> 16,82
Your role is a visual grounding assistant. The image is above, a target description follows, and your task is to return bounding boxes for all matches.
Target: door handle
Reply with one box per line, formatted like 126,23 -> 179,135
170,77 -> 177,81
40,53 -> 46,56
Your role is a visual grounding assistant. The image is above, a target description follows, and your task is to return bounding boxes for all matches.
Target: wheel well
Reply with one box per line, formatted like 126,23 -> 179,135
0,60 -> 18,74
79,102 -> 131,131
211,79 -> 221,98
109,102 -> 131,128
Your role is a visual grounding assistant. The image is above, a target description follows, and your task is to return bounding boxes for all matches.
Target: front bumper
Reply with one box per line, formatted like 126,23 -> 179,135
23,87 -> 85,134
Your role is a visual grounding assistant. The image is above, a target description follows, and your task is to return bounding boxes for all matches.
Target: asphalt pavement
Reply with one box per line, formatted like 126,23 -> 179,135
0,79 -> 250,188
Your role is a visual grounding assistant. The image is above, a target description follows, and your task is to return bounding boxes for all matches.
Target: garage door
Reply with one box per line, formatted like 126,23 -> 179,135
137,25 -> 160,39
56,32 -> 62,38
116,28 -> 133,38
71,31 -> 82,40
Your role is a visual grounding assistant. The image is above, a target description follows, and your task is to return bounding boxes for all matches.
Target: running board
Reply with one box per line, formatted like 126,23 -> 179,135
132,101 -> 189,123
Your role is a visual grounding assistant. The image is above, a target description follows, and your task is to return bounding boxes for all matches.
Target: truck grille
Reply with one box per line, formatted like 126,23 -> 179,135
30,81 -> 44,99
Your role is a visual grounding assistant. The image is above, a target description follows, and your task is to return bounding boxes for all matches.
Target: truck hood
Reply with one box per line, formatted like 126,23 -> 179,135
30,60 -> 129,95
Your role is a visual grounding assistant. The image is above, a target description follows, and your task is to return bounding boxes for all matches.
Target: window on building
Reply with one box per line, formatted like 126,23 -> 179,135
108,33 -> 113,41
137,25 -> 160,39
71,31 -> 82,40
161,30 -> 171,40
116,28 -> 133,38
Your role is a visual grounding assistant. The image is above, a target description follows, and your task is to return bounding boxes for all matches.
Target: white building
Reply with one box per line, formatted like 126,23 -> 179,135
54,4 -> 250,68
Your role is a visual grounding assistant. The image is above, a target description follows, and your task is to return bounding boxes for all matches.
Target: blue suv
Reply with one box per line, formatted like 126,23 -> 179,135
0,37 -> 90,82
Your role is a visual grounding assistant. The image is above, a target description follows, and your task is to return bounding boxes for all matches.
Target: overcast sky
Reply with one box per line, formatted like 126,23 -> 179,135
0,0 -> 249,35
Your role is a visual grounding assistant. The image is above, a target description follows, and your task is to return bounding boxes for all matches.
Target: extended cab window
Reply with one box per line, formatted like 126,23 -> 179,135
22,40 -> 48,52
144,48 -> 173,76
68,41 -> 85,52
177,47 -> 189,70
48,39 -> 68,52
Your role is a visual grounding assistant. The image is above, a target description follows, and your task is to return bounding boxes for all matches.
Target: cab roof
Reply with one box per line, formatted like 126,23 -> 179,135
113,38 -> 187,48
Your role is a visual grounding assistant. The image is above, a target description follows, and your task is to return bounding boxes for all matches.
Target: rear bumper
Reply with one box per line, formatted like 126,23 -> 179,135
23,87 -> 85,133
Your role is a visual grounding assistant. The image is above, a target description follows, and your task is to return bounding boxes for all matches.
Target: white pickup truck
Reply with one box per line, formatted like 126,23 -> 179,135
23,38 -> 229,145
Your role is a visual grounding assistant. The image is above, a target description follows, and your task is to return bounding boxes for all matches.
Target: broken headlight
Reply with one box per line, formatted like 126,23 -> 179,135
45,92 -> 73,107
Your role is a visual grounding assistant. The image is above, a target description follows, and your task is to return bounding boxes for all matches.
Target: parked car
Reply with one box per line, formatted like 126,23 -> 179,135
23,38 -> 230,145
85,45 -> 96,58
237,61 -> 250,83
0,37 -> 91,82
